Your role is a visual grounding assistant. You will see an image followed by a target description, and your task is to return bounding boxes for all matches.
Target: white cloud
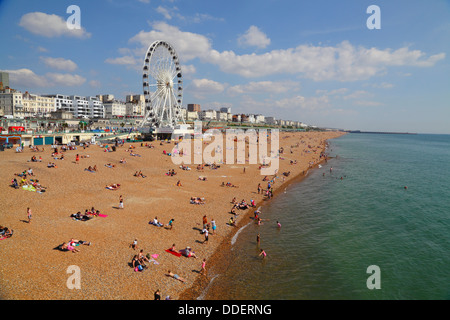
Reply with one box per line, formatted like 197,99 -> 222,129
228,80 -> 300,96
189,78 -> 227,99
19,12 -> 91,38
46,73 -> 86,86
110,23 -> 445,83
2,69 -> 47,88
238,26 -> 271,49
156,6 -> 173,19
181,64 -> 196,77
40,57 -> 78,72
206,40 -> 445,81
129,22 -> 212,62
2,68 -> 86,88
105,56 -> 138,65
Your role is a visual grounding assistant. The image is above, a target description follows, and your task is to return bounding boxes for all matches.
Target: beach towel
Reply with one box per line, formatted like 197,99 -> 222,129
98,214 -> 108,217
165,249 -> 182,257
22,185 -> 36,192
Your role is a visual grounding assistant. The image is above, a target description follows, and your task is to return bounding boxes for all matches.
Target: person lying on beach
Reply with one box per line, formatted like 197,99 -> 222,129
179,165 -> 190,171
237,200 -> 249,210
30,179 -> 47,192
196,164 -> 204,171
166,270 -> 185,283
224,182 -> 238,188
71,211 -> 91,221
105,163 -> 115,168
59,242 -> 80,253
106,183 -> 121,190
0,227 -> 13,239
120,158 -> 127,163
190,197 -> 205,205
149,217 -> 163,227
130,152 -> 141,157
69,239 -> 91,246
198,176 -> 207,181
47,162 -> 57,168
134,171 -> 146,178
165,169 -> 176,176
85,166 -> 97,172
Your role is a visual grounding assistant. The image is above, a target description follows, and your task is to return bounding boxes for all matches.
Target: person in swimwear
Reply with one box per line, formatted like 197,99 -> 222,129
166,270 -> 185,282
259,249 -> 267,259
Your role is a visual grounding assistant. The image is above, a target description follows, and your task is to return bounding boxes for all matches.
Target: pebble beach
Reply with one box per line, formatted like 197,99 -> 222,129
0,130 -> 344,300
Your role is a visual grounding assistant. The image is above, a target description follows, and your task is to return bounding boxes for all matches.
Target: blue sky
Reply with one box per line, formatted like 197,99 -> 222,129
0,0 -> 449,133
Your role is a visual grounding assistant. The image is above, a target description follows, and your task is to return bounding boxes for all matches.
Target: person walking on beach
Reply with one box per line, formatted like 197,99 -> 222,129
256,233 -> 260,245
119,195 -> 124,209
167,218 -> 174,230
75,154 -> 80,164
27,207 -> 32,224
200,258 -> 207,276
211,219 -> 216,234
203,227 -> 209,244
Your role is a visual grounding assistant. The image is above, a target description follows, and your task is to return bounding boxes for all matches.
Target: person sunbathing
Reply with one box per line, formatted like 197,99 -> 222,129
198,176 -> 207,181
166,270 -> 185,282
86,166 -> 96,172
176,180 -> 182,187
59,242 -> 80,253
105,163 -> 115,168
120,158 -> 126,163
106,183 -> 120,190
190,197 -> 205,205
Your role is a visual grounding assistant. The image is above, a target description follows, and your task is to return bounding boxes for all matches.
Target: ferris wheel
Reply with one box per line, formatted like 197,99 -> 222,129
140,40 -> 184,128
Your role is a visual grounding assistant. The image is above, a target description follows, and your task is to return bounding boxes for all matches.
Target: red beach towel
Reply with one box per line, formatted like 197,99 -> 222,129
165,249 -> 182,257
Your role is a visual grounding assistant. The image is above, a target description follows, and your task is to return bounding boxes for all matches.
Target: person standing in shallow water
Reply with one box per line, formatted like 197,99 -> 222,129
259,249 -> 267,259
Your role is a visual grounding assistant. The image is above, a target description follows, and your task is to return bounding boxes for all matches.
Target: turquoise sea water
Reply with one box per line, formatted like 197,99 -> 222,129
203,133 -> 450,300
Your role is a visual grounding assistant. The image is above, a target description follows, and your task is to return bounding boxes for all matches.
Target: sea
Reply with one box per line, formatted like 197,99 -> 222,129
201,133 -> 450,300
